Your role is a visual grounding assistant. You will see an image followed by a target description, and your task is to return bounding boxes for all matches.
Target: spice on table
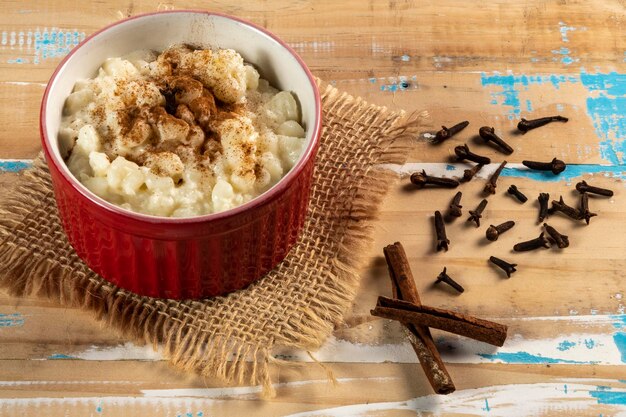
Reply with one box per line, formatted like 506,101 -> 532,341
579,192 -> 597,225
454,144 -> 491,165
382,242 -> 455,394
507,185 -> 528,203
479,126 -> 514,154
434,120 -> 469,143
462,163 -> 484,182
371,296 -> 507,346
517,115 -> 568,133
434,211 -> 450,252
550,196 -> 583,221
486,220 -> 515,242
522,158 -> 566,175
484,160 -> 508,195
543,223 -> 569,249
576,180 -> 614,197
445,191 -> 463,221
489,256 -> 517,278
513,232 -> 551,252
538,192 -> 550,222
435,267 -> 464,293
467,199 -> 488,227
410,170 -> 460,189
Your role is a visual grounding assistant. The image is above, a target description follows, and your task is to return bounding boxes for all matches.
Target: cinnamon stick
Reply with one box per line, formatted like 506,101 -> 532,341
372,296 -> 508,347
382,242 -> 455,394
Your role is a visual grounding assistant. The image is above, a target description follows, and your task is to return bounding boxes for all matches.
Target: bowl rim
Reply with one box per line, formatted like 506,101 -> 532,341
40,9 -> 322,224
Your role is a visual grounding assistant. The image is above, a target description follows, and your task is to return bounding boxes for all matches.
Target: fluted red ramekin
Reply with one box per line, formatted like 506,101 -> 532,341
40,11 -> 322,299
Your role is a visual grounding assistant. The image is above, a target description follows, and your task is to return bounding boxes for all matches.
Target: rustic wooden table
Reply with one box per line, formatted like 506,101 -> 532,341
1,1 -> 625,416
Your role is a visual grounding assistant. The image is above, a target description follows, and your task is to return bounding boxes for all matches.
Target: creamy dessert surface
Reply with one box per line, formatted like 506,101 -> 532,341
59,44 -> 306,217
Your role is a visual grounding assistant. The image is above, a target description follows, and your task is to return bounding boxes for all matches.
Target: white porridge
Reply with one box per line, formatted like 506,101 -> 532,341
59,44 -> 306,217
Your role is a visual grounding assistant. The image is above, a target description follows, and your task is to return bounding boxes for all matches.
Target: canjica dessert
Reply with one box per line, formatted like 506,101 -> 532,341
59,45 -> 306,217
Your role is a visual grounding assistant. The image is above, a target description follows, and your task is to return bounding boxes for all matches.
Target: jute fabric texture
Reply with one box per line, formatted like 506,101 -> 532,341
0,80 -> 423,396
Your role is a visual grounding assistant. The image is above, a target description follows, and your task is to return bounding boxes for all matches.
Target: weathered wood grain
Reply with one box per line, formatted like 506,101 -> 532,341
1,0 -> 625,415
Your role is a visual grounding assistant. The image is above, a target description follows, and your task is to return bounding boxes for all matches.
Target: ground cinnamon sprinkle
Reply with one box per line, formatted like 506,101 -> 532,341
100,73 -> 239,180
62,44 -> 306,216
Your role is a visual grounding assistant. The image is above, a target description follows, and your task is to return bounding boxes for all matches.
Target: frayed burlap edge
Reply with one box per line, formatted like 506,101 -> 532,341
0,80 -> 426,397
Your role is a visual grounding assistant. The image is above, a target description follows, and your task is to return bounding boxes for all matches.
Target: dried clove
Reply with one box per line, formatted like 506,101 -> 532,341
551,196 -> 583,221
434,121 -> 469,143
579,192 -> 597,225
467,199 -> 488,227
489,256 -> 517,278
517,115 -> 568,133
435,267 -> 464,293
538,192 -> 550,222
575,180 -> 614,197
484,160 -> 508,195
445,191 -> 463,221
161,87 -> 181,115
462,163 -> 484,182
454,144 -> 491,165
479,126 -> 514,154
543,223 -> 569,248
486,221 -> 516,242
522,158 -> 566,175
434,211 -> 450,252
411,170 -> 460,189
507,185 -> 528,203
513,232 -> 551,252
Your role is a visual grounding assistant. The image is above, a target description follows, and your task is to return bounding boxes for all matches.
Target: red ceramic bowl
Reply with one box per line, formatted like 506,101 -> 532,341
40,11 -> 321,299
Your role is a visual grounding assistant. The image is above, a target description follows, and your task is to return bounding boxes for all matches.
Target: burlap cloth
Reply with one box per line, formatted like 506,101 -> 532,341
0,80 -> 422,396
